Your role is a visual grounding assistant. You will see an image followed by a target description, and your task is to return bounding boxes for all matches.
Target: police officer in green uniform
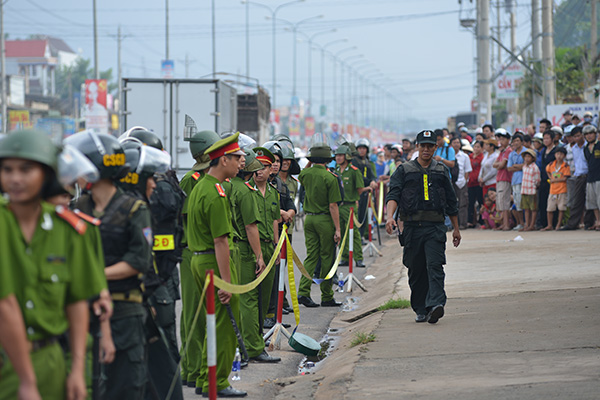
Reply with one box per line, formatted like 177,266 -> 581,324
179,128 -> 221,389
67,130 -> 154,399
335,145 -> 370,268
262,141 -> 297,325
187,132 -> 247,398
297,139 -> 342,308
236,147 -> 282,363
353,139 -> 378,239
385,130 -> 461,324
0,129 -> 107,400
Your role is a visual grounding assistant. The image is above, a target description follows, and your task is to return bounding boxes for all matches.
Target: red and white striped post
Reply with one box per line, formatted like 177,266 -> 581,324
206,270 -> 217,400
348,207 -> 354,292
367,195 -> 374,256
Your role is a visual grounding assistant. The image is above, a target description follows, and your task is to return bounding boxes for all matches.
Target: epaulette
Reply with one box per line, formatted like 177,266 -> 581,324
215,183 -> 227,197
328,169 -> 339,178
192,172 -> 201,181
55,205 -> 87,235
350,165 -> 358,171
245,182 -> 257,191
269,182 -> 278,190
225,178 -> 231,183
292,176 -> 299,182
73,209 -> 101,226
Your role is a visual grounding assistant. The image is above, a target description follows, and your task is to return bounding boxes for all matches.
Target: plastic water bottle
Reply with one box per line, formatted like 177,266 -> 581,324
338,272 -> 344,293
231,348 -> 241,381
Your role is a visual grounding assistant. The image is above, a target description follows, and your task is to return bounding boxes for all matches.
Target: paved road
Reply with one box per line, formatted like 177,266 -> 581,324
299,229 -> 600,400
178,220 -> 381,398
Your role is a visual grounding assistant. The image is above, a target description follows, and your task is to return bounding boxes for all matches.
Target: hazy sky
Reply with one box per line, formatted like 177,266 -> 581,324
7,0 -> 537,128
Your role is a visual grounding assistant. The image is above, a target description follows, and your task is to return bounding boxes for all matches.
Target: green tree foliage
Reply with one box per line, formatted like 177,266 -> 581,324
555,46 -> 587,103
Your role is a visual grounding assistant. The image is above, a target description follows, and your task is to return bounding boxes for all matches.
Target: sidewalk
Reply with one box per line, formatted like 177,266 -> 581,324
275,229 -> 600,400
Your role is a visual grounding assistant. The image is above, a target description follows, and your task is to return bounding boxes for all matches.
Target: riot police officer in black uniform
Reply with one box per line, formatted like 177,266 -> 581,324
352,139 -> 378,239
385,130 -> 461,325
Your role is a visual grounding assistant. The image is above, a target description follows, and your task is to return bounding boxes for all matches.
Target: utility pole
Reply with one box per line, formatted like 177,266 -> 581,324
93,0 -> 99,79
211,0 -> 216,78
1,0 -> 6,133
531,0 -> 543,122
541,0 -> 555,107
165,0 -> 169,60
477,0 -> 492,123
591,0 -> 597,79
110,26 -> 130,132
245,0 -> 250,82
496,0 -> 501,70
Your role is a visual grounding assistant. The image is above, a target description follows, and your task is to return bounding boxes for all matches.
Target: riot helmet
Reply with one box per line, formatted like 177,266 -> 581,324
335,144 -> 352,161
64,130 -> 130,180
307,132 -> 333,163
119,138 -> 171,197
355,138 -> 370,150
120,126 -> 164,150
262,141 -> 283,161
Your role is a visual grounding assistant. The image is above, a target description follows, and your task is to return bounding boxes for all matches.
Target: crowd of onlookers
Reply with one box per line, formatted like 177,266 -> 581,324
371,110 -> 600,232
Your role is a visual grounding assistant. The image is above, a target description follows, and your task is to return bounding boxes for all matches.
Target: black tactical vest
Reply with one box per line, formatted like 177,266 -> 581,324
76,192 -> 144,293
398,160 -> 448,220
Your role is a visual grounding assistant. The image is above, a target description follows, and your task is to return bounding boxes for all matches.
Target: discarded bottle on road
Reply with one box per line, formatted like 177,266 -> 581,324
232,347 -> 241,381
338,272 -> 344,292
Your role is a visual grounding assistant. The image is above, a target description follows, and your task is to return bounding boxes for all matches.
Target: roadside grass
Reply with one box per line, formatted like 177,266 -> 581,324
350,332 -> 376,347
377,298 -> 411,311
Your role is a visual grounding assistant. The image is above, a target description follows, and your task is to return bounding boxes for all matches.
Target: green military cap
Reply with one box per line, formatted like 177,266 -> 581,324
205,131 -> 246,160
0,129 -> 60,171
252,146 -> 275,166
243,148 -> 264,173
335,144 -> 352,161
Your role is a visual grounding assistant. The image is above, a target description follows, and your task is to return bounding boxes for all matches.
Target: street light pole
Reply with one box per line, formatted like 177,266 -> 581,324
333,46 -> 357,125
318,39 -> 347,126
307,29 -> 336,116
339,55 -> 362,130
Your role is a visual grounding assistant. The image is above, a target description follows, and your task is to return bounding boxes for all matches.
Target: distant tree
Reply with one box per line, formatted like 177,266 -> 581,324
554,0 -> 599,49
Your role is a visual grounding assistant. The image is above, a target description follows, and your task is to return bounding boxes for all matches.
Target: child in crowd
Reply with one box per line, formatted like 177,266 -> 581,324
480,190 -> 501,229
543,146 -> 570,230
520,149 -> 541,231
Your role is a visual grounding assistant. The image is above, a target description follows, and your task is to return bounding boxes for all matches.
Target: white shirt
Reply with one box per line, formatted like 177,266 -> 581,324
455,150 -> 472,189
479,150 -> 499,186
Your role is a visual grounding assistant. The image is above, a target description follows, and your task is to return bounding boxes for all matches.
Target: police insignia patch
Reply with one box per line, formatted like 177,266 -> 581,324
424,131 -> 431,137
215,183 -> 227,197
142,227 -> 153,245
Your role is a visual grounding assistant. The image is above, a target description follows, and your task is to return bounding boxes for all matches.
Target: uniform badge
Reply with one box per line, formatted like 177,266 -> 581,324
192,172 -> 201,181
215,183 -> 227,197
424,131 -> 432,137
142,227 -> 153,245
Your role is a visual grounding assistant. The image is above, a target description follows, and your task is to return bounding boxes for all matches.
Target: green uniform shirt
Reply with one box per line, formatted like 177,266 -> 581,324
229,177 -> 260,242
298,165 -> 342,213
335,163 -> 364,202
180,170 -> 205,246
188,174 -> 233,251
248,178 -> 280,241
0,201 -> 106,341
283,174 -> 299,201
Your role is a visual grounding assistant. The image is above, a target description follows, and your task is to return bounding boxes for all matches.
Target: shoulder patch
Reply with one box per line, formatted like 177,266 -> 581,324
142,227 -> 153,245
245,182 -> 257,191
225,178 -> 231,183
55,205 -> 87,235
350,165 -> 358,171
73,209 -> 101,226
215,183 -> 227,197
328,169 -> 339,178
269,182 -> 278,190
192,172 -> 201,181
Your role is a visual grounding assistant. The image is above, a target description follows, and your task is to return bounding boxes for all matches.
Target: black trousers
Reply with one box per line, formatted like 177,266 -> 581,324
537,182 -> 550,227
358,192 -> 369,238
564,174 -> 596,229
468,186 -> 484,224
402,223 -> 447,315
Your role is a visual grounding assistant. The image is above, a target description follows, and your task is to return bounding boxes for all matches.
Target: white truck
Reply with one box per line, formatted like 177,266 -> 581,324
121,78 -> 237,172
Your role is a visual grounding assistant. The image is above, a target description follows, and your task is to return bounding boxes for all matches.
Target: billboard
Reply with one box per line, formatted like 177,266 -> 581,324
85,79 -> 108,135
494,63 -> 525,99
9,110 -> 32,130
546,103 -> 599,127
161,60 -> 174,78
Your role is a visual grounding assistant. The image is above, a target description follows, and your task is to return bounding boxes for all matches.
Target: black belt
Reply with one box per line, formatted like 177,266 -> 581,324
193,250 -> 215,255
30,335 -> 60,352
306,212 -> 329,216
260,238 -> 274,244
342,201 -> 357,205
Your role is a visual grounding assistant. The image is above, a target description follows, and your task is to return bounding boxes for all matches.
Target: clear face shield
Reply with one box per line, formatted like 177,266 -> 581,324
57,145 -> 100,195
137,146 -> 171,175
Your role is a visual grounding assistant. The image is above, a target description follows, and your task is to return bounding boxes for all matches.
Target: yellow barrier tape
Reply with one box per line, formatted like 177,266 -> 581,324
323,215 -> 350,281
211,226 -> 287,294
291,249 -> 314,281
286,232 -> 300,327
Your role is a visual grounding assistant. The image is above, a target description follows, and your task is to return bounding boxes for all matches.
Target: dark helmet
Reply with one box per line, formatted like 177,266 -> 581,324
120,126 -> 164,150
221,131 -> 256,150
262,141 -> 283,161
119,138 -> 171,196
275,140 -> 301,174
307,144 -> 333,161
0,129 -> 60,171
355,138 -> 370,150
335,144 -> 352,161
64,130 -> 130,181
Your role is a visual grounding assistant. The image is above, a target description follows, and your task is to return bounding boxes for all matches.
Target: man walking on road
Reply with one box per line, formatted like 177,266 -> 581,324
385,130 -> 461,324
